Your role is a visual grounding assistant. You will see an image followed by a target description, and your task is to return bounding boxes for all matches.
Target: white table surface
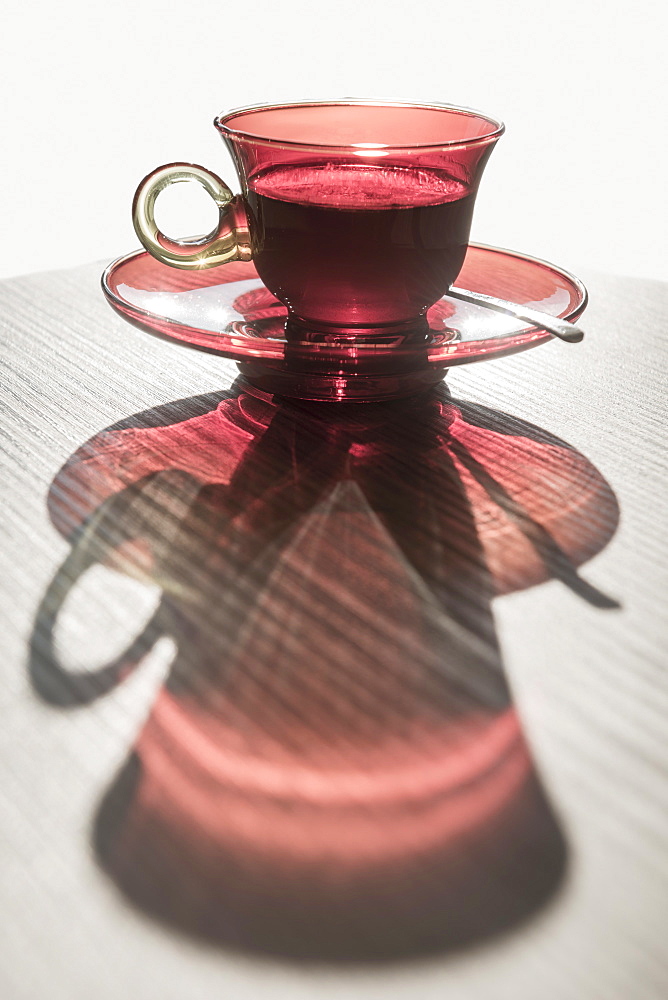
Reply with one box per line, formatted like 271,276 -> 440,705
1,259 -> 667,999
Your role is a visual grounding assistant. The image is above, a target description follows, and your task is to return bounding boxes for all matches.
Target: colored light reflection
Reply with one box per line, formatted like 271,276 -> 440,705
32,378 -> 619,960
352,142 -> 390,158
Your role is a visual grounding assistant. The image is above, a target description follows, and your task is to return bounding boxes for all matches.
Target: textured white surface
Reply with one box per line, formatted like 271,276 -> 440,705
1,260 -> 667,998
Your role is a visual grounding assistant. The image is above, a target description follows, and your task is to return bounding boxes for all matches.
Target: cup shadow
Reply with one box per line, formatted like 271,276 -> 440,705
29,378 -> 620,963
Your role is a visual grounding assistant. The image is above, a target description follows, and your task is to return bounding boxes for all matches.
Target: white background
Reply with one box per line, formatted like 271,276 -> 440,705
1,0 -> 666,283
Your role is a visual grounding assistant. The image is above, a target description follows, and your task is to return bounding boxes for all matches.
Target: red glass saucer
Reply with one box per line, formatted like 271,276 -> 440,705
102,244 -> 587,401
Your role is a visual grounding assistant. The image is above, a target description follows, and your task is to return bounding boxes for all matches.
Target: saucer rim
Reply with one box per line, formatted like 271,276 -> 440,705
101,243 -> 588,368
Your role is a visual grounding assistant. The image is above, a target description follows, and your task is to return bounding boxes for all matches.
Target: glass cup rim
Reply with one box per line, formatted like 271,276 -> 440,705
214,99 -> 505,152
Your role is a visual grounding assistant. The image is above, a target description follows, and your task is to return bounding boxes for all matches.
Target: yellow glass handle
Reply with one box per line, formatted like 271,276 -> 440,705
132,162 -> 252,270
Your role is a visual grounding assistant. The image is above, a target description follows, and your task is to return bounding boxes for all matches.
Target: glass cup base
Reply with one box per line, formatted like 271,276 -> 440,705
236,361 -> 446,402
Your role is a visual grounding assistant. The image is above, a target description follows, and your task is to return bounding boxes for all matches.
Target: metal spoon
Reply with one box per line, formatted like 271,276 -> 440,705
448,286 -> 584,343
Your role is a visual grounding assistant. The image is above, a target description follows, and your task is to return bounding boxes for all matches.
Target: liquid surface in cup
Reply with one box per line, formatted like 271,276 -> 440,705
246,163 -> 475,333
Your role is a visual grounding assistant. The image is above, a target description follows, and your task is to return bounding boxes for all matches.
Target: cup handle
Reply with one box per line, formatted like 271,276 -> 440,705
132,162 -> 252,270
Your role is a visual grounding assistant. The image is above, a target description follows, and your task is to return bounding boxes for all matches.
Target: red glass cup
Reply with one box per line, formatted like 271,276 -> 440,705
132,101 -> 504,396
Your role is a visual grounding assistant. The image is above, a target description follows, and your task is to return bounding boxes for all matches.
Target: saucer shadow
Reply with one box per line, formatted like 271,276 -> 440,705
29,379 -> 619,963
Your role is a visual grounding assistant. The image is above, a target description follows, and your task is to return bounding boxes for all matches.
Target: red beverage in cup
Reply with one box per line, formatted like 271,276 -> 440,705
246,163 -> 475,333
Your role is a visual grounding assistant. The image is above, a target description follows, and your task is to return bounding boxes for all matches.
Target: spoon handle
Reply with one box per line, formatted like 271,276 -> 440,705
449,286 -> 584,343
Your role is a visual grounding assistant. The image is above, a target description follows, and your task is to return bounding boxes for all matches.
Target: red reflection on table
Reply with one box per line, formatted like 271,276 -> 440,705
36,382 -> 618,960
